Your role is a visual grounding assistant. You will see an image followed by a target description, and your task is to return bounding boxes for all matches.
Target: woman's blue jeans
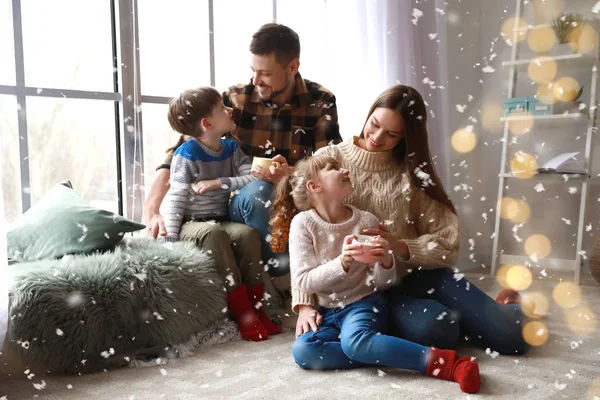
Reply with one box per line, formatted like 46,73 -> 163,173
228,180 -> 290,277
292,293 -> 429,372
387,268 -> 529,355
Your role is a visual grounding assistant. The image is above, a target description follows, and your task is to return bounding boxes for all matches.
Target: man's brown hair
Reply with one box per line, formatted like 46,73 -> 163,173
249,23 -> 300,65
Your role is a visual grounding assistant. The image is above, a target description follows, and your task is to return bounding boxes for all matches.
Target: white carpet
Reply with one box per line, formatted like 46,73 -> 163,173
1,271 -> 599,400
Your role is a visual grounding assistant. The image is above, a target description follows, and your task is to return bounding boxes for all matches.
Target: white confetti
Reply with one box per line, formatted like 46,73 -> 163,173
160,368 -> 168,376
411,8 -> 423,25
56,328 -> 64,336
534,183 -> 545,192
482,66 -> 496,73
33,380 -> 47,390
456,104 -> 467,113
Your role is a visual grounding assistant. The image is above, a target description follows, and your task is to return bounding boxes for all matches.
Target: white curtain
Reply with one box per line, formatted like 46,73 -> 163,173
321,0 -> 451,187
0,139 -> 7,351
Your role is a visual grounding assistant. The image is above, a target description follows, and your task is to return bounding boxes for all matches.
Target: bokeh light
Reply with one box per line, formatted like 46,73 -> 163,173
496,264 -> 513,289
511,200 -> 531,223
507,112 -> 534,135
589,376 -> 600,399
527,25 -> 556,53
537,82 -> 558,105
510,151 -> 538,179
528,56 -> 557,84
521,292 -> 549,319
522,320 -> 549,346
553,77 -> 580,102
498,197 -> 518,220
569,23 -> 598,54
501,17 -> 528,45
481,103 -> 505,132
506,264 -> 533,291
451,128 -> 477,153
525,234 -> 551,259
565,305 -> 597,336
553,282 -> 582,309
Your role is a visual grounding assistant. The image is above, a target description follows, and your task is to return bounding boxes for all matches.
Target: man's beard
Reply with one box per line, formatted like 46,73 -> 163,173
260,78 -> 291,101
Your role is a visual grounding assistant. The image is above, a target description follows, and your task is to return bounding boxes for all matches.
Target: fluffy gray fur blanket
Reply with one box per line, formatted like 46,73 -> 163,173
7,237 -> 239,374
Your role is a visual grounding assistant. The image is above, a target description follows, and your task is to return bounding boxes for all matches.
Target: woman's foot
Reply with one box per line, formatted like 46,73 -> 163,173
496,289 -> 521,305
426,347 -> 481,393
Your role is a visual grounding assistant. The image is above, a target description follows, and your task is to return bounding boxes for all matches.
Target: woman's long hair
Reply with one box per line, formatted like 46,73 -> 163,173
359,85 -> 456,214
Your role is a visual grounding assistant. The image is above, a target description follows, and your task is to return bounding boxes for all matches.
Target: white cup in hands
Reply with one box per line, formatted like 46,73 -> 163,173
350,234 -> 381,264
252,157 -> 281,172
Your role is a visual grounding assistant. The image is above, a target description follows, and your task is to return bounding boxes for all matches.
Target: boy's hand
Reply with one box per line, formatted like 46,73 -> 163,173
368,235 -> 394,268
341,235 -> 362,272
192,179 -> 221,195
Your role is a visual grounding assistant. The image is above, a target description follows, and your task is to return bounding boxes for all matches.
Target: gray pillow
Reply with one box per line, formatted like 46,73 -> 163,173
7,180 -> 145,262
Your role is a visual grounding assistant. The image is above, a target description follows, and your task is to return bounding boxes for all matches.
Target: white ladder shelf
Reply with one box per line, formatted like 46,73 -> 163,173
490,0 -> 599,285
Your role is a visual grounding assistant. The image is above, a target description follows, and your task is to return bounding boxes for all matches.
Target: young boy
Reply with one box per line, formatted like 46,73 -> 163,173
161,86 -> 282,341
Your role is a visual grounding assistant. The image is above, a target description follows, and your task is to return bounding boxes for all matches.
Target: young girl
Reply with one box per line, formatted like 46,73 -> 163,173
270,154 -> 480,394
161,86 -> 282,341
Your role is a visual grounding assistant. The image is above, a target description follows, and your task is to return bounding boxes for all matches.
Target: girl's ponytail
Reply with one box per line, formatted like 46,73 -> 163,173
269,174 -> 298,253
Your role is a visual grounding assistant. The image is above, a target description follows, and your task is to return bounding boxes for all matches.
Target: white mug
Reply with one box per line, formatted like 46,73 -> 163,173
252,157 -> 281,170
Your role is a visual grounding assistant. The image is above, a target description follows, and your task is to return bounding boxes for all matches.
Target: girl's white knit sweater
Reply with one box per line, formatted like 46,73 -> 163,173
290,205 -> 397,312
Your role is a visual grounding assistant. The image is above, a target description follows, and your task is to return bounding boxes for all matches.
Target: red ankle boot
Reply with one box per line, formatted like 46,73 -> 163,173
247,283 -> 283,335
226,284 -> 268,341
426,347 -> 480,393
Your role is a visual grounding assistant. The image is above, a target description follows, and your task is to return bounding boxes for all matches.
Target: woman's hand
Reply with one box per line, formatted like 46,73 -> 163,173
367,235 -> 393,268
251,154 -> 293,184
192,179 -> 221,195
296,305 -> 323,337
341,235 -> 363,272
362,223 -> 409,260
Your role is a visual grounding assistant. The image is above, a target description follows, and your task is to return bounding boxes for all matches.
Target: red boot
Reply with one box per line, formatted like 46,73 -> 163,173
426,347 -> 480,394
247,283 -> 283,335
226,284 -> 268,341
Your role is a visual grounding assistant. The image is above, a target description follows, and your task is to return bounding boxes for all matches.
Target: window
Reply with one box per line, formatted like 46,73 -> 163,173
21,0 -> 113,91
0,95 -> 19,224
0,0 -> 15,85
140,103 -> 175,198
26,98 -> 119,213
276,0 -> 328,86
213,0 -> 272,90
138,0 -> 211,97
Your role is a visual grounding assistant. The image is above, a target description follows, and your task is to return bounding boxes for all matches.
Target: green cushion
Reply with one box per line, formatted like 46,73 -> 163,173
7,180 -> 145,262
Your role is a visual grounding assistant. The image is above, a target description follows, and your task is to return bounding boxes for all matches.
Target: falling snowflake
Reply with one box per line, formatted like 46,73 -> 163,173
411,8 -> 423,25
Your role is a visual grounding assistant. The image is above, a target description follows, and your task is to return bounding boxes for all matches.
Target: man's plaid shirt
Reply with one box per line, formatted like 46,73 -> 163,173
159,73 -> 342,169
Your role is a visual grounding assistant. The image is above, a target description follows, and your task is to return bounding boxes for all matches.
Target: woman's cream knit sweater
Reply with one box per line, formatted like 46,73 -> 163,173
291,137 -> 460,312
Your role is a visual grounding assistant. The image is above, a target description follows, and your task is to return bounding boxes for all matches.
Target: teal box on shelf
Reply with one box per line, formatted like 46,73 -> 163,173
527,96 -> 552,116
503,97 -> 528,116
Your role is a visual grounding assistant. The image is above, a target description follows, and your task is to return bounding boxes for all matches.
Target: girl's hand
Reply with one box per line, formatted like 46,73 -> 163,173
296,305 -> 323,337
341,235 -> 362,272
362,223 -> 409,260
368,235 -> 394,268
192,179 -> 221,195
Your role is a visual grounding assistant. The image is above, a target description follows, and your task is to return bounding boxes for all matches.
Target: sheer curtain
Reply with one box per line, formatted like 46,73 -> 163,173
0,143 -> 7,351
321,0 -> 450,187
